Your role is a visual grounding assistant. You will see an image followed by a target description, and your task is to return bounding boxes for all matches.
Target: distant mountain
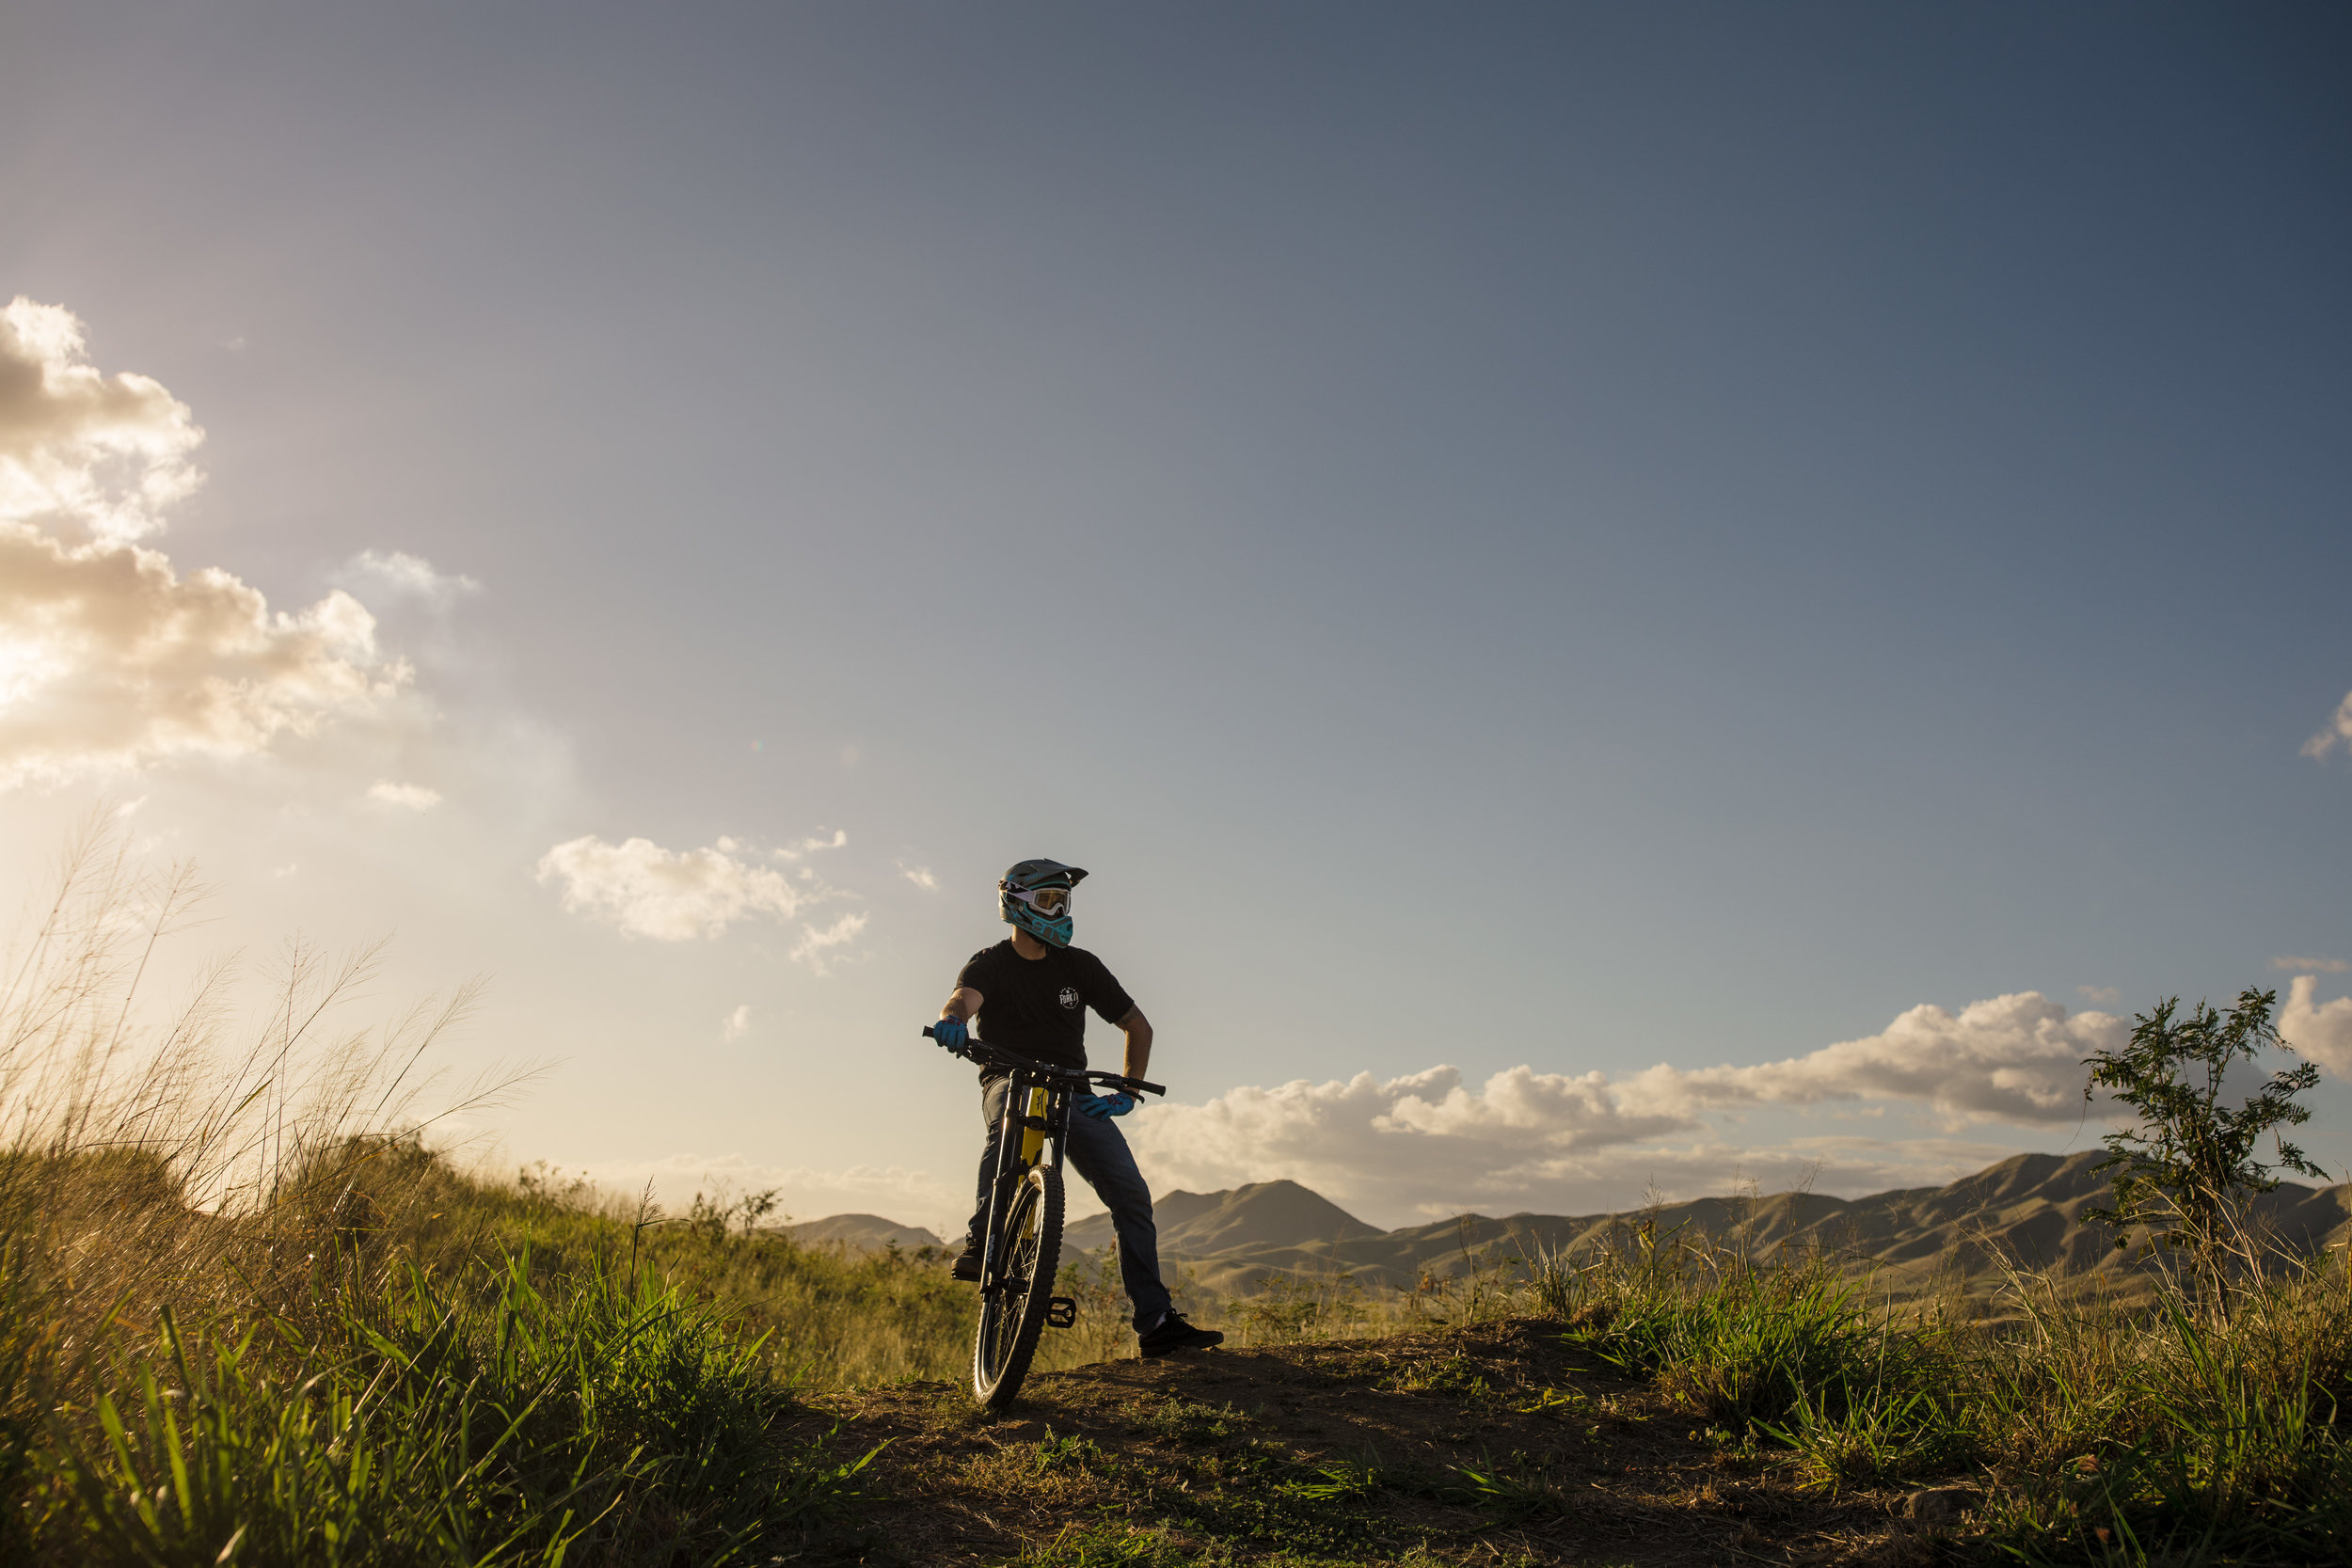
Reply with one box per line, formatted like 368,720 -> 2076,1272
1064,1179 -> 1381,1256
1083,1154 -> 2352,1298
782,1213 -> 942,1251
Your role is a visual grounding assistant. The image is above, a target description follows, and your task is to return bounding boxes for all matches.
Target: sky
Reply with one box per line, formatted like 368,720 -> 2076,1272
4,1 -> 2349,1237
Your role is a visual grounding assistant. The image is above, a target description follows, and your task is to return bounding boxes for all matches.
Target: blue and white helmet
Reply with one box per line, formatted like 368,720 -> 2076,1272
999,859 -> 1087,948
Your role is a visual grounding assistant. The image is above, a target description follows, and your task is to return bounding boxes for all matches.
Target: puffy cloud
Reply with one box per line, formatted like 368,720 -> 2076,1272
1619,991 -> 2123,1127
2272,956 -> 2349,974
0,299 -> 407,788
0,297 -> 202,545
367,780 -> 441,811
789,911 -> 869,974
2280,974 -> 2352,1074
1,527 -> 408,789
2077,985 -> 2122,1004
336,549 -> 482,609
536,833 -> 822,941
1125,992 -> 2123,1221
1126,1066 -> 2033,1222
721,1005 -> 752,1041
2303,690 -> 2352,760
771,829 -> 848,860
1125,1064 -> 1694,1212
899,862 -> 939,891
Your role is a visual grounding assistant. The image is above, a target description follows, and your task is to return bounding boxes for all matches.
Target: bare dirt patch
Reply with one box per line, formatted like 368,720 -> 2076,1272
786,1319 -> 1958,1565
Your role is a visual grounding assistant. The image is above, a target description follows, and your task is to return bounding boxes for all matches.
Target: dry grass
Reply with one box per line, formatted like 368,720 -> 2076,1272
0,818 -> 497,1419
0,821 -> 873,1565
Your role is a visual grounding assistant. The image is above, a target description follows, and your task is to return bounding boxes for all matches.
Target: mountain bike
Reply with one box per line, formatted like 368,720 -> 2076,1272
923,1025 -> 1164,1407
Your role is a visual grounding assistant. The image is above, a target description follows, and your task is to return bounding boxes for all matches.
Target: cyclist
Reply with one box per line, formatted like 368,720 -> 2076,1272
932,859 -> 1224,1357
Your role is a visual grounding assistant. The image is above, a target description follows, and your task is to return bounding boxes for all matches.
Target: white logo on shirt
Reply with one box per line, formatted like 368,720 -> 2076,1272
1058,987 -> 1080,1009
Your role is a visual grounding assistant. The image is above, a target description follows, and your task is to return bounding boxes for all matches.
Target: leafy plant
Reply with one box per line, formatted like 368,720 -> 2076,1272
685,1186 -> 782,1243
1033,1429 -> 1112,1476
1449,1452 -> 1570,1518
2083,988 -> 2328,1302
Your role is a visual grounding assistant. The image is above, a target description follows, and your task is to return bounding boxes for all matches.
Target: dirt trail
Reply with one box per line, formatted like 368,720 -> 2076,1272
791,1319 -> 1948,1565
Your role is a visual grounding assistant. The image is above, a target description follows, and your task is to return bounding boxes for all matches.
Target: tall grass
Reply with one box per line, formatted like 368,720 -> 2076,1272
401,1150 -> 982,1389
1535,1213 -> 2352,1560
0,823 -> 880,1564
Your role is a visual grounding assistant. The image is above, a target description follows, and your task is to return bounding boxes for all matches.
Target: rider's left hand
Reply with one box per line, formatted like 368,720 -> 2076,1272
1076,1092 -> 1135,1120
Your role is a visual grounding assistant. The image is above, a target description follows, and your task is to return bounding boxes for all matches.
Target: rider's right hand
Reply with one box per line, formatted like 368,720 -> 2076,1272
932,1015 -> 969,1053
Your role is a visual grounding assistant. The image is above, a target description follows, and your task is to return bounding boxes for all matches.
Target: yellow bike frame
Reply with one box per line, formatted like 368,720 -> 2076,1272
1016,1085 -> 1051,1165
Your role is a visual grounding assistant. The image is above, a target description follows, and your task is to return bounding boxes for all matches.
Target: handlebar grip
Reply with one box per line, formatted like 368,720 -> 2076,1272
922,1027 -> 1168,1098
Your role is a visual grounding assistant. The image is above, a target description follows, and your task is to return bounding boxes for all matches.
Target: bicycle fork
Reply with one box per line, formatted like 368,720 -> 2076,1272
977,1077 -> 1056,1293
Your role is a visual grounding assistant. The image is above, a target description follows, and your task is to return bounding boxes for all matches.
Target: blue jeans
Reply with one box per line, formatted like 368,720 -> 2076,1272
970,1077 -> 1172,1330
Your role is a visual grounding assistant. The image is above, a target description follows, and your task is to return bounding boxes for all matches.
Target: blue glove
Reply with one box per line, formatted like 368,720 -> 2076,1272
1076,1091 -> 1135,1120
932,1016 -> 969,1053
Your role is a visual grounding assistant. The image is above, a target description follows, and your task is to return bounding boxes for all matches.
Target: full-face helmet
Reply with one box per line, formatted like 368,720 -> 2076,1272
999,859 -> 1087,948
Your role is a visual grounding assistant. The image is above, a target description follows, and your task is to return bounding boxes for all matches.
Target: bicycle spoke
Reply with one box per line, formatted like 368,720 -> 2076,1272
971,1162 -> 1064,1408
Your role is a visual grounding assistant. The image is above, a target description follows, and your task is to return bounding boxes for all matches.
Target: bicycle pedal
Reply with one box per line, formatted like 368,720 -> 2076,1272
1045,1296 -> 1078,1329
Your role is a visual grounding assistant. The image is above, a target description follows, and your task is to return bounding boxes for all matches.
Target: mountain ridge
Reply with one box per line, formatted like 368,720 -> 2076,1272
778,1212 -> 944,1252
1064,1178 -> 1381,1256
1057,1152 -> 2352,1296
785,1153 -> 2352,1293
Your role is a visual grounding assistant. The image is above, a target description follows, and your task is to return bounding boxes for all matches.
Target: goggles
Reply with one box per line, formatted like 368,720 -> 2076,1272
1009,885 -> 1072,917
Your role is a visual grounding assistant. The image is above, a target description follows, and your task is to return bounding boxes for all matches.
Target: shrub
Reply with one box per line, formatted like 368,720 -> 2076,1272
2084,987 -> 2328,1307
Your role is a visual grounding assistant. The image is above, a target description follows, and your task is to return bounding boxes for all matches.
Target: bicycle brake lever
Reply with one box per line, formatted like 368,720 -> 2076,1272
1102,1075 -> 1166,1098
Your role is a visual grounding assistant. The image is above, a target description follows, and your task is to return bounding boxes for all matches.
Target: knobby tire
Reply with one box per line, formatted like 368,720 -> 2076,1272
973,1164 -> 1063,1408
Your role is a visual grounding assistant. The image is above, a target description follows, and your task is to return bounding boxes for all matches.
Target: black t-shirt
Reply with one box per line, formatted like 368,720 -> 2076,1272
956,940 -> 1136,1072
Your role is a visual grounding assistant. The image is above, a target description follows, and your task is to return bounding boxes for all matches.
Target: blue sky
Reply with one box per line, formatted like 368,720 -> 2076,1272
4,3 -> 2348,1232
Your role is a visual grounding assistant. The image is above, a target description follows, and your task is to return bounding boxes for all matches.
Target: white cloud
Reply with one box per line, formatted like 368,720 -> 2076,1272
1,529 -> 409,789
2077,985 -> 2122,1005
789,911 -> 868,974
898,861 -> 939,891
367,780 -> 442,812
1125,991 -> 2125,1221
721,1004 -> 752,1041
2280,974 -> 2352,1074
2302,689 -> 2352,760
1,297 -> 202,546
536,832 -> 825,942
0,299 -> 408,789
337,549 -> 482,609
774,829 -> 847,859
1124,1064 -> 1689,1212
2272,955 -> 2349,974
1125,1067 -> 2037,1222
1619,991 -> 2123,1127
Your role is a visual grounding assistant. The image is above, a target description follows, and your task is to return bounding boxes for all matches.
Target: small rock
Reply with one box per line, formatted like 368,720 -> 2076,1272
1900,1486 -> 1979,1524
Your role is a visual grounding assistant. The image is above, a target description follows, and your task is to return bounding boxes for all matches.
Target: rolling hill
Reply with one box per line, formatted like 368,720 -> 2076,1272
1063,1179 -> 1383,1256
780,1213 -> 944,1252
1051,1152 -> 2352,1297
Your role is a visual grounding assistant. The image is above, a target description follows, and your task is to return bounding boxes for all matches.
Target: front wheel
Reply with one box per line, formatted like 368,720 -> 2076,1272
973,1163 -> 1063,1408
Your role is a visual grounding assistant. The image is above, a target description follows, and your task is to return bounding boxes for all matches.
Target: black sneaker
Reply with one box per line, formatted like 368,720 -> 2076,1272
1138,1311 -> 1224,1357
950,1242 -> 982,1282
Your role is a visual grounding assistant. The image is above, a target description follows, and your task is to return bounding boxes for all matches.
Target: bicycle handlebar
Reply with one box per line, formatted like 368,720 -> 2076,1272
920,1026 -> 1165,1098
